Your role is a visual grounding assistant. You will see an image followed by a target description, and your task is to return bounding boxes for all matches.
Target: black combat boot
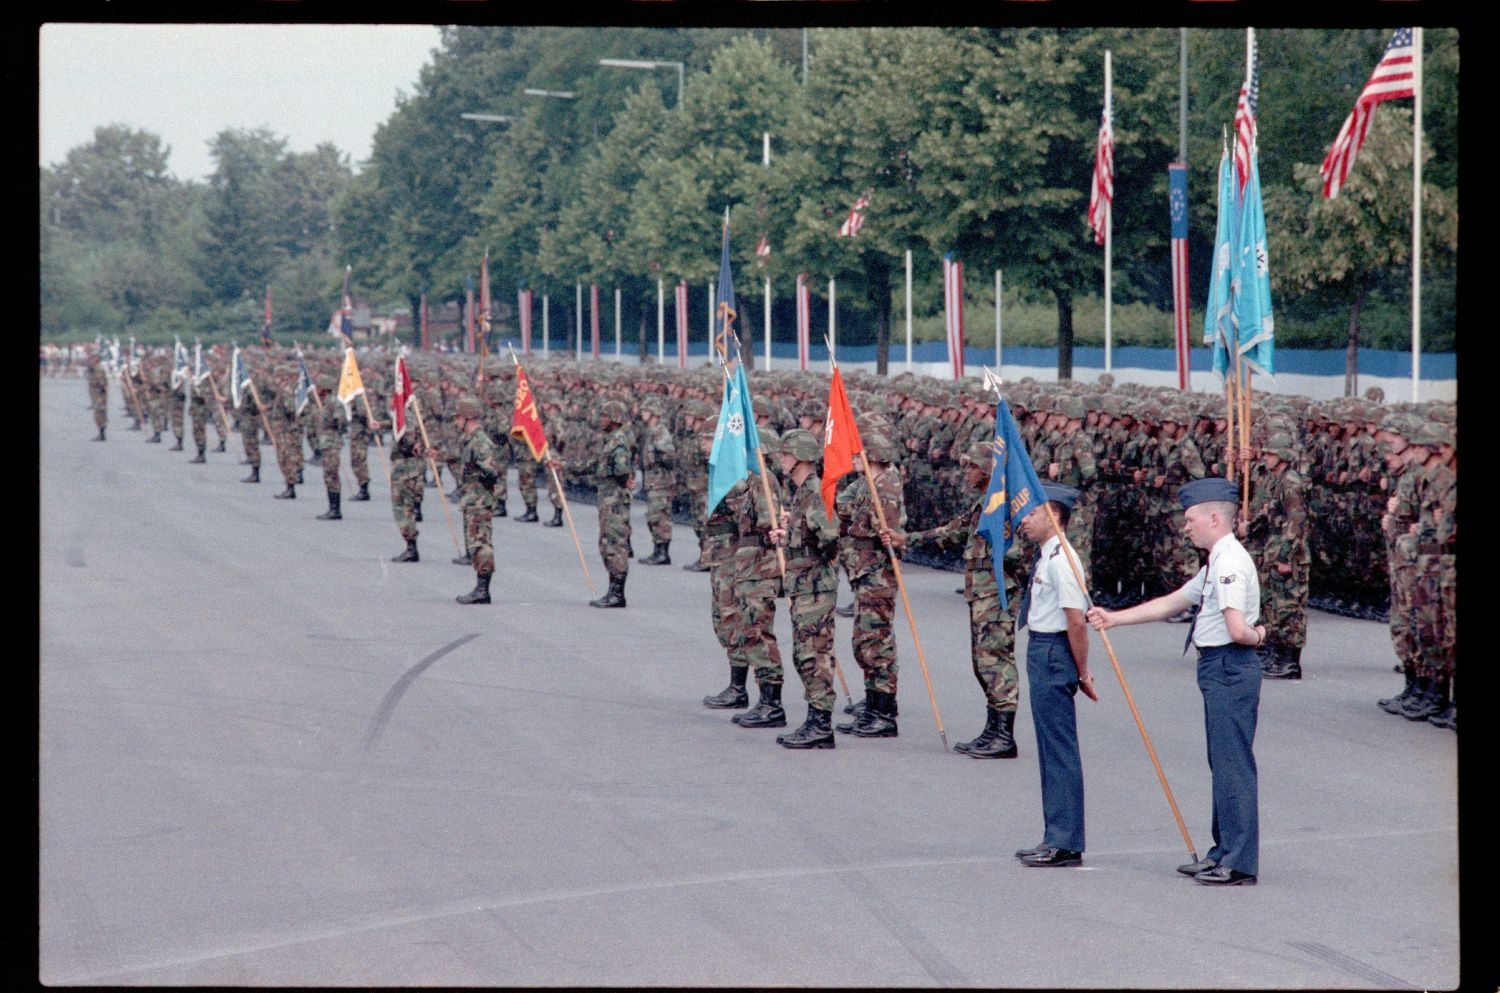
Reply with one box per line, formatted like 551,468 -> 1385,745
589,574 -> 627,608
93,426 -> 106,441
968,710 -> 1018,759
456,573 -> 492,605
835,602 -> 856,618
1402,677 -> 1447,721
148,431 -> 161,443
734,682 -> 786,728
494,502 -> 507,517
215,439 -> 226,452
317,491 -> 342,520
639,542 -> 671,565
543,508 -> 564,527
842,694 -> 899,719
169,437 -> 183,451
391,539 -> 419,563
352,482 -> 370,502
310,450 -> 323,466
777,707 -> 835,749
1262,646 -> 1302,680
242,466 -> 260,483
517,506 -> 539,523
189,445 -> 206,463
415,504 -> 423,522
682,555 -> 710,572
453,552 -> 472,565
274,484 -> 296,499
954,707 -> 1002,754
296,468 -> 304,484
703,665 -> 750,709
849,690 -> 899,738
1378,671 -> 1417,714
1428,696 -> 1457,730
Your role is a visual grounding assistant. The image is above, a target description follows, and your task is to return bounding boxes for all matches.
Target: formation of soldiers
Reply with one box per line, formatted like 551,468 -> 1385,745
76,341 -> 1457,737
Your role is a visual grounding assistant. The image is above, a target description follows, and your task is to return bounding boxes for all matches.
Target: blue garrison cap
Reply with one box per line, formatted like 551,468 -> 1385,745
1042,483 -> 1079,511
1178,476 -> 1238,509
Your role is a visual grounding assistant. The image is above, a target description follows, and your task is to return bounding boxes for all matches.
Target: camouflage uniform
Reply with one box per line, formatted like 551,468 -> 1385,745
169,370 -> 187,448
238,384 -> 262,476
348,402 -> 373,494
87,359 -> 108,436
702,476 -> 749,704
271,377 -> 305,491
317,397 -> 345,495
638,407 -> 677,553
779,467 -> 841,715
594,411 -> 636,583
390,426 -> 425,548
1244,444 -> 1311,675
727,470 -> 787,694
835,451 -> 906,701
457,420 -> 501,576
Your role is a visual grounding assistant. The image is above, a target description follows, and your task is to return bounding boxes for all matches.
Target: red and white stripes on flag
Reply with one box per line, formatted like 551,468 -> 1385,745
1232,29 -> 1259,195
943,254 -> 965,381
795,273 -> 811,371
755,235 -> 770,258
589,283 -> 601,359
838,193 -> 869,237
1320,28 -> 1416,199
675,281 -> 689,369
518,289 -> 533,353
1088,105 -> 1114,246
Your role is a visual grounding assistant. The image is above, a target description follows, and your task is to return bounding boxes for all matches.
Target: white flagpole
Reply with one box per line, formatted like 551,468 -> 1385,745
657,278 -> 665,363
1411,27 -> 1423,403
995,269 -> 1003,374
904,249 -> 913,371
764,277 -> 772,371
708,283 -> 715,349
542,294 -> 549,357
1104,49 -> 1113,375
828,277 -> 836,357
575,282 -> 583,359
615,286 -> 622,358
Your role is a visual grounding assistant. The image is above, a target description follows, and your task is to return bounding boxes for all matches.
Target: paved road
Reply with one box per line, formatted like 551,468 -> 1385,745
38,378 -> 1460,987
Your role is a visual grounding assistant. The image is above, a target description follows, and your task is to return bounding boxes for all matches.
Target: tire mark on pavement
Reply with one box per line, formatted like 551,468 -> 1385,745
1287,941 -> 1418,989
363,634 -> 480,752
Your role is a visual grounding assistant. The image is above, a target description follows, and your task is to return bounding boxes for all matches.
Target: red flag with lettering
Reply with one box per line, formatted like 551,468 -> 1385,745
820,366 -> 863,517
391,355 -> 414,441
509,364 -> 549,461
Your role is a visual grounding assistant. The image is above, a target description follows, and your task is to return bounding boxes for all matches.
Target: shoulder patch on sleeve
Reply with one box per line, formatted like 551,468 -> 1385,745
1220,575 -> 1236,584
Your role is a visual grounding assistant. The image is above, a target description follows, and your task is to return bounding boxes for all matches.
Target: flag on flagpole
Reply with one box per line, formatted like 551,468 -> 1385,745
261,285 -> 274,347
1231,152 -> 1274,377
518,288 -> 533,353
509,363 -> 550,461
1087,100 -> 1114,246
464,272 -> 476,354
340,267 -> 354,339
975,397 -> 1049,610
337,348 -> 366,417
294,355 -> 313,416
755,235 -> 770,258
707,361 -> 760,515
1204,148 -> 1236,381
675,281 -> 689,369
1232,29 -> 1259,195
714,214 -> 738,363
820,365 -> 862,517
1169,162 -> 1192,390
1321,27 -> 1416,199
230,343 -> 250,409
943,253 -> 965,381
193,340 -> 211,386
171,338 -> 189,389
391,355 -> 414,441
838,193 -> 869,237
795,273 -> 810,371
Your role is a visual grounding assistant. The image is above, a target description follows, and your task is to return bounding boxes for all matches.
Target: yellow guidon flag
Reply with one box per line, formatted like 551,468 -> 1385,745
509,364 -> 549,461
337,347 -> 366,417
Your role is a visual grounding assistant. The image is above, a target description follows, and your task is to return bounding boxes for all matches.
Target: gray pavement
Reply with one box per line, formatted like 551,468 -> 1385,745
39,378 -> 1459,988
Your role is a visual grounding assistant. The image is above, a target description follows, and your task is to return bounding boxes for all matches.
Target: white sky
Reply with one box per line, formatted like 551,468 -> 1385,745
38,23 -> 444,182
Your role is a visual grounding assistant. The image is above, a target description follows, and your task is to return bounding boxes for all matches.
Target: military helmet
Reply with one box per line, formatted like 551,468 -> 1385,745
1411,420 -> 1449,448
1263,433 -> 1297,460
961,440 -> 995,468
640,396 -> 664,416
454,396 -> 481,421
863,433 -> 898,463
600,399 -> 627,424
780,428 -> 822,463
1057,396 -> 1086,420
758,428 -> 781,457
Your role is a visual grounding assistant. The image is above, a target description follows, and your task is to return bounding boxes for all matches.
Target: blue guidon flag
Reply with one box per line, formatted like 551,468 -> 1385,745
975,396 -> 1048,610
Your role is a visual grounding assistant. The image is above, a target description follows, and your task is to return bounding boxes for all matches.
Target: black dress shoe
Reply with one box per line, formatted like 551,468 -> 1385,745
1194,865 -> 1256,886
1014,843 -> 1049,860
1176,857 -> 1218,877
1019,846 -> 1082,867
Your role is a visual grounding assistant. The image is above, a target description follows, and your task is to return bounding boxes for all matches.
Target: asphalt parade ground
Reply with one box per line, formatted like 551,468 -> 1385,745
37,378 -> 1463,989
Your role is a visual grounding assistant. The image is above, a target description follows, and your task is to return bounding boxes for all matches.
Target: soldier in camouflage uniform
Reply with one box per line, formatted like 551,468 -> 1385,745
637,396 -> 677,565
238,370 -> 263,483
679,401 -> 714,571
144,357 -> 168,443
347,394 -> 373,503
270,368 -> 304,499
701,440 -> 752,710
87,354 -> 108,440
451,396 -> 501,604
768,428 -> 841,749
834,433 -> 906,738
590,399 -> 635,608
727,432 -> 789,729
389,410 -> 425,562
315,376 -> 346,521
168,363 -> 187,451
1401,421 -> 1454,722
1375,416 -> 1426,715
1242,433 -> 1310,679
483,375 -> 511,517
1426,426 -> 1457,730
897,441 -> 1023,758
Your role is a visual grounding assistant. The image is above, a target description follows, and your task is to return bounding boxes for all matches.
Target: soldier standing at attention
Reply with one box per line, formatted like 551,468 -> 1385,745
315,375 -> 345,521
168,362 -> 187,451
726,432 -> 789,729
86,353 -> 108,441
239,371 -> 263,484
1088,477 -> 1265,886
347,397 -> 373,503
768,428 -> 841,749
271,367 -> 303,500
636,396 -> 678,566
1243,434 -> 1311,679
388,411 -> 425,562
451,395 -> 500,605
590,400 -> 635,608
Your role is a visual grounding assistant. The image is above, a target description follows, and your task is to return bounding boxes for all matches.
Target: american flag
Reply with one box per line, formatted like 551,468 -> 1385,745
1321,28 -> 1416,199
1088,104 -> 1113,246
943,253 -> 965,381
795,273 -> 810,371
755,235 -> 770,258
1168,163 -> 1191,390
838,193 -> 869,237
1233,30 -> 1259,195
675,281 -> 689,369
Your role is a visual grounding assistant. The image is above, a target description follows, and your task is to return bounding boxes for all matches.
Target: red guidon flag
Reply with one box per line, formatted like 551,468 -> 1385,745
509,364 -> 549,461
391,355 -> 414,441
820,366 -> 864,517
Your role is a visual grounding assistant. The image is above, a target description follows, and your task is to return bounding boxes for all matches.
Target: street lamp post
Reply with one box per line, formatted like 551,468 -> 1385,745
523,88 -> 576,100
459,113 -> 513,124
598,58 -> 684,108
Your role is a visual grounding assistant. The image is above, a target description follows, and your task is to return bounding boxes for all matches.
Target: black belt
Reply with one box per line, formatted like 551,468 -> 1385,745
705,522 -> 736,537
845,537 -> 884,550
738,535 -> 765,547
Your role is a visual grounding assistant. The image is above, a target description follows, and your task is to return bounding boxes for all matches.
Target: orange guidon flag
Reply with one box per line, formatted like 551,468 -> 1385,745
509,364 -> 549,461
820,366 -> 864,518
